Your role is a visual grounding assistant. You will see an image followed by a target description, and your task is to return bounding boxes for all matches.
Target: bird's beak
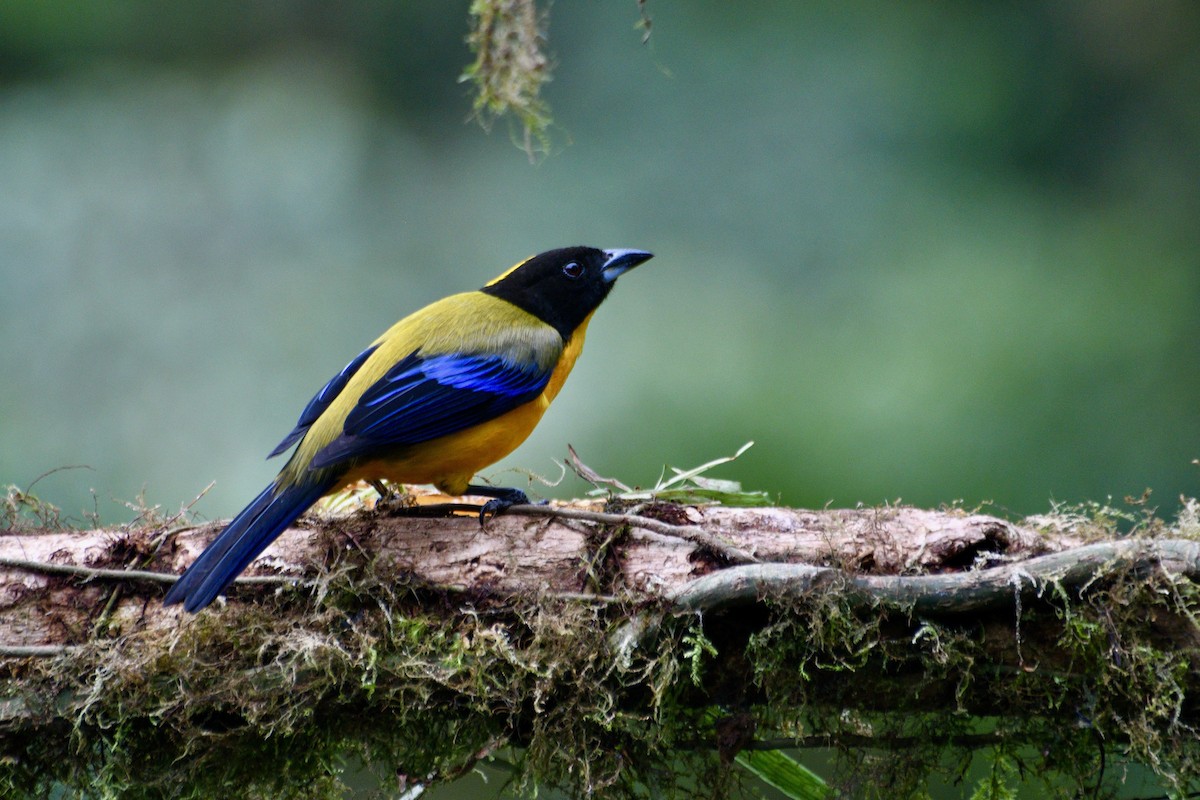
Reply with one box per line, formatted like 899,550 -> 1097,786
601,248 -> 654,282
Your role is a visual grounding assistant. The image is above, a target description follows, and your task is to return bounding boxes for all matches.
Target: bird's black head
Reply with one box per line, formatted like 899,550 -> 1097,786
482,246 -> 653,339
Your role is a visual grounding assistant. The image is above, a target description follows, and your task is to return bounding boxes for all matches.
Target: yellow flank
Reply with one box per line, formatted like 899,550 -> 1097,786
279,294 -> 588,497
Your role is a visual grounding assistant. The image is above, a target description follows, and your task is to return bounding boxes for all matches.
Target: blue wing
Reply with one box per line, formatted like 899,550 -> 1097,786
308,350 -> 552,469
268,344 -> 380,458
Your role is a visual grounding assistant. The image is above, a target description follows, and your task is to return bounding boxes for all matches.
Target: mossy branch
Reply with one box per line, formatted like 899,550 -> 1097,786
1,498 -> 1198,798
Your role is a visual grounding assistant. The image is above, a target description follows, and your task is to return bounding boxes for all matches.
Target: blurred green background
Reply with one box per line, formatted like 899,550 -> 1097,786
3,0 -> 1199,528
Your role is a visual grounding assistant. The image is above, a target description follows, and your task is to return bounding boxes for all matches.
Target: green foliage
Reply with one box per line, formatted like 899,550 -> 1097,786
681,627 -> 717,687
968,753 -> 1018,800
735,748 -> 828,800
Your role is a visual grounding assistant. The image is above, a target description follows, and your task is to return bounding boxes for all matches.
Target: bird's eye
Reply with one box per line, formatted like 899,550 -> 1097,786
562,261 -> 584,279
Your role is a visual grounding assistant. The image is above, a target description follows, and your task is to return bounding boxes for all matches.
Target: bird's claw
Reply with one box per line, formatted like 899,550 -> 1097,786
475,488 -> 537,526
478,499 -> 505,525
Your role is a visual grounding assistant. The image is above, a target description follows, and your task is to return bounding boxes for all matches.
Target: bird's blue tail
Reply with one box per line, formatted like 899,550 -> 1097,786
163,479 -> 332,612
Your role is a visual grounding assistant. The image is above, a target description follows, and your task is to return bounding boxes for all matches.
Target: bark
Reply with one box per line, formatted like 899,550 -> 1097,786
0,501 -> 1078,649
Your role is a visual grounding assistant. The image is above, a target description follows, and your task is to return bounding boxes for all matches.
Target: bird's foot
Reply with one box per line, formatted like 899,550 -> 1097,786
374,485 -> 540,523
465,485 -> 539,526
381,500 -> 479,518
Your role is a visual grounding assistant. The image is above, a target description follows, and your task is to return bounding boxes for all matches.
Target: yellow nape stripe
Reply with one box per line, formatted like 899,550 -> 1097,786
484,255 -> 535,287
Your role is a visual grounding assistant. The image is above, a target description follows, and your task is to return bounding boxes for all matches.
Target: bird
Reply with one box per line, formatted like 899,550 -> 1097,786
163,246 -> 653,612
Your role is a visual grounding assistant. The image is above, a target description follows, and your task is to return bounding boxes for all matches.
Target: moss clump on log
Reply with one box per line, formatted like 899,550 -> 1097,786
741,568 -> 1200,797
1,586 -> 705,799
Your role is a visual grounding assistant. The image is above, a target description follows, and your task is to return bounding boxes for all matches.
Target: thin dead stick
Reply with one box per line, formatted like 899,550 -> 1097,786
507,503 -> 759,565
0,644 -> 81,657
0,556 -> 293,586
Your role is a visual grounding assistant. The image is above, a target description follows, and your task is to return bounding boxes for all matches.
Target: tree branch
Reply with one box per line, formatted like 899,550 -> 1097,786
1,499 -> 1196,797
0,502 -> 1060,647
